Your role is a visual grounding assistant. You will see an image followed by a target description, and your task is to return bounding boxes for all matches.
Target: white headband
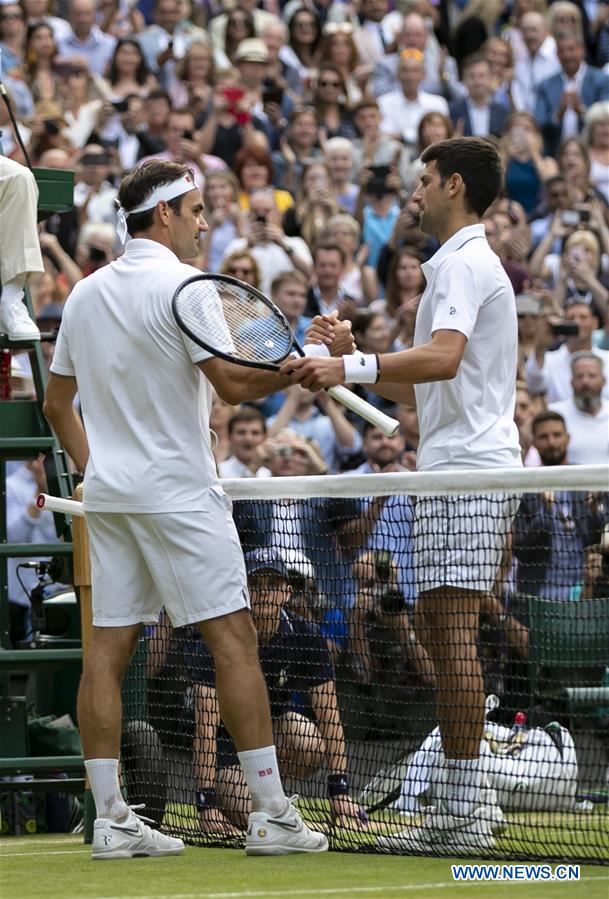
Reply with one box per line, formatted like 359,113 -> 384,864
115,172 -> 196,244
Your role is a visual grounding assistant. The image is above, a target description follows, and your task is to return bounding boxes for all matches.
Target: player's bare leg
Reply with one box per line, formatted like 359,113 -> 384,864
379,587 -> 494,854
80,625 -> 185,858
198,610 -> 274,750
78,624 -> 141,760
199,610 -> 328,854
415,586 -> 484,762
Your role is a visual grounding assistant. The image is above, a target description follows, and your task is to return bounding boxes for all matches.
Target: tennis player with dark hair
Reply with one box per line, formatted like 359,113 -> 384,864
43,159 -> 329,859
282,137 -> 522,853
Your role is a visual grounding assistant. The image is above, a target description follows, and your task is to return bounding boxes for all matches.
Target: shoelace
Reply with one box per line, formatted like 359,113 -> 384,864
127,804 -> 156,826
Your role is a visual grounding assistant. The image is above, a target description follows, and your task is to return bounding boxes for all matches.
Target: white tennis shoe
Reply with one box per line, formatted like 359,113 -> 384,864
475,784 -> 507,836
0,301 -> 40,341
91,805 -> 185,859
377,805 -> 495,855
245,797 -> 328,856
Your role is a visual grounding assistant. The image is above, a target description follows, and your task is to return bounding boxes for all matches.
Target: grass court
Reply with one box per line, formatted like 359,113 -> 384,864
2,832 -> 609,899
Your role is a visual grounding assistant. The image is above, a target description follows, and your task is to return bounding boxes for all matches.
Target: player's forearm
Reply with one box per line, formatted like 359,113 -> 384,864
365,380 -> 415,405
311,685 -> 348,774
377,340 -> 461,385
193,685 -> 220,790
43,404 -> 90,473
233,369 -> 293,403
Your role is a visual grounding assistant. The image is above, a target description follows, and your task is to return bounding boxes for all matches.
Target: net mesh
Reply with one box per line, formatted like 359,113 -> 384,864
120,466 -> 609,862
173,277 -> 293,365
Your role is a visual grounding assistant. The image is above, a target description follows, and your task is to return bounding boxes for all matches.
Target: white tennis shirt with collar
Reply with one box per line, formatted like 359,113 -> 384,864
51,239 -> 230,513
413,223 -> 522,471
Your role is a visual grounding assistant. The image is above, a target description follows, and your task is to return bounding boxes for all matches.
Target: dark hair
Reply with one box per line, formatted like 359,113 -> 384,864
556,136 -> 591,178
385,245 -> 424,316
420,137 -> 503,217
314,64 -> 348,110
531,410 -> 567,435
288,6 -> 321,60
352,310 -> 384,344
227,406 -> 267,436
313,241 -> 346,265
545,174 -> 567,191
352,95 -> 380,116
147,88 -> 171,106
461,51 -> 491,74
117,160 -> 192,234
417,111 -> 453,152
26,21 -> 56,73
225,7 -> 256,60
108,38 -> 149,87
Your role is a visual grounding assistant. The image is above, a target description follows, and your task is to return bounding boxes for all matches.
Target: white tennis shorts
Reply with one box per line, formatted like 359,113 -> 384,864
87,487 -> 249,628
414,493 -> 521,594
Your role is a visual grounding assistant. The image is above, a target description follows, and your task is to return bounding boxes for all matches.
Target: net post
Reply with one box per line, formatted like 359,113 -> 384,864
72,483 -> 94,843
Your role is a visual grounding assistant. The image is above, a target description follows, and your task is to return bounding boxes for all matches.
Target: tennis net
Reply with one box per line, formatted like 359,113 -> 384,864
119,464 -> 609,862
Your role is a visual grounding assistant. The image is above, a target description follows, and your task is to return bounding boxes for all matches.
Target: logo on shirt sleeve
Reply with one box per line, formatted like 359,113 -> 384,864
449,306 -> 457,316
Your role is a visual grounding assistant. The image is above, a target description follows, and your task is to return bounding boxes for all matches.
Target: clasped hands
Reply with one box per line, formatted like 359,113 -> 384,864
279,313 -> 355,391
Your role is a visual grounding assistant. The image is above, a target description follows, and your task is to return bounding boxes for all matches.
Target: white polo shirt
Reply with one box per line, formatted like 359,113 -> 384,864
379,89 -> 449,145
549,397 -> 609,465
525,342 -> 609,403
51,239 -> 223,513
414,224 -> 522,471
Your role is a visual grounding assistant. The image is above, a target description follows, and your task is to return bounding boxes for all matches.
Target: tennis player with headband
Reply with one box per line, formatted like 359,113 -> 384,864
282,137 -> 522,854
43,160 -> 337,859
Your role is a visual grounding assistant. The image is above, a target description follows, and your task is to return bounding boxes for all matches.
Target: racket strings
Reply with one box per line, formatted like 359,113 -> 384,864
175,280 -> 293,365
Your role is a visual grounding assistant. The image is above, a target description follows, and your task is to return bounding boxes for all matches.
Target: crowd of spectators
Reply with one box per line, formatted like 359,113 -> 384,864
3,0 -> 609,720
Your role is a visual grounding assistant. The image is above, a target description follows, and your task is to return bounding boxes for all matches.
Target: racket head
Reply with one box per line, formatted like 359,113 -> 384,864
172,273 -> 296,370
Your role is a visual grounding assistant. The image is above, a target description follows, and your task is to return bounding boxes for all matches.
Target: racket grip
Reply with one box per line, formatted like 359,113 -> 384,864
327,386 -> 400,437
36,493 -> 85,517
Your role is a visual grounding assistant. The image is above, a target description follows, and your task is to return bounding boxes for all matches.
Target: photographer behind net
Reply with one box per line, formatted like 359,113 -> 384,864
5,456 -> 61,644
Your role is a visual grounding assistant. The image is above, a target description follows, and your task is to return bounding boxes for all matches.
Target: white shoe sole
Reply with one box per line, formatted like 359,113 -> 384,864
378,830 -> 495,855
92,844 -> 184,860
245,838 -> 328,856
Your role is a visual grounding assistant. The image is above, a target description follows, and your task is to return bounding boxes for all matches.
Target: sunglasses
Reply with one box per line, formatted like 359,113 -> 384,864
319,79 -> 340,88
1,11 -> 24,19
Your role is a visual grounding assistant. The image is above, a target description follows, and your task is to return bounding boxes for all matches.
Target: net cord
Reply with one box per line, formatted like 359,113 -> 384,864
38,464 -> 609,516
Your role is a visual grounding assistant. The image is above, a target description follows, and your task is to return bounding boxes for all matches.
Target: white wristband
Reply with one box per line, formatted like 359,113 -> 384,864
302,343 -> 331,358
343,353 -> 379,384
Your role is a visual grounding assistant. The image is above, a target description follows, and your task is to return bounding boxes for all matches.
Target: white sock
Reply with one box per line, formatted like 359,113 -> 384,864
237,745 -> 288,817
443,757 -> 481,818
85,758 -> 130,822
1,275 -> 26,305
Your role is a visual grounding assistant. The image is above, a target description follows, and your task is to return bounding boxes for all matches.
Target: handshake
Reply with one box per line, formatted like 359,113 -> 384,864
285,313 -> 358,392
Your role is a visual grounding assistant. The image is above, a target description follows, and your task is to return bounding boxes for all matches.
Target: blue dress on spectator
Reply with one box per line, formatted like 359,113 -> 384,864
505,158 -> 541,216
363,201 -> 401,269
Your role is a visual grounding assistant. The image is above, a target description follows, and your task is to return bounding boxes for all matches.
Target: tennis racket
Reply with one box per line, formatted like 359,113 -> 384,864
172,273 -> 400,437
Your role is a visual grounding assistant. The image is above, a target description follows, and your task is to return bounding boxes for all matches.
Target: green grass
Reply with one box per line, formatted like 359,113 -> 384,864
2,834 -> 608,899
162,799 -> 609,862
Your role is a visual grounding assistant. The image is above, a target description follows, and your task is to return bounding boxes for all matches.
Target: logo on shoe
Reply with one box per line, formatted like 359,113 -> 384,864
257,828 -> 267,838
110,823 -> 142,837
267,818 -> 301,832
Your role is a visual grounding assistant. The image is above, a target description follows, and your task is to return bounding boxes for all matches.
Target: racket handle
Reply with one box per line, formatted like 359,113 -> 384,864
36,493 -> 85,517
327,386 -> 400,437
